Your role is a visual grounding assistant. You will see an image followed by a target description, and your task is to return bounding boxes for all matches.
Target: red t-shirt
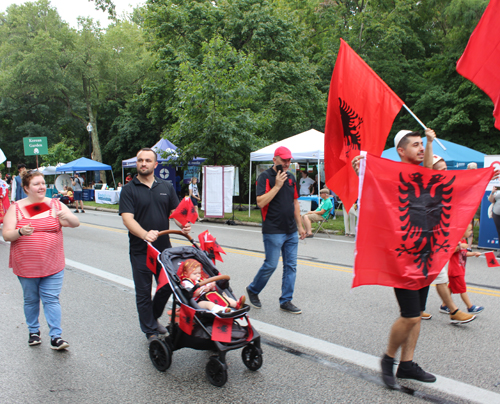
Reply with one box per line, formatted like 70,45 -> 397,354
448,239 -> 467,278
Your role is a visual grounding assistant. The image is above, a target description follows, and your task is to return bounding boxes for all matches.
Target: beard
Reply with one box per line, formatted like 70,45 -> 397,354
138,166 -> 155,176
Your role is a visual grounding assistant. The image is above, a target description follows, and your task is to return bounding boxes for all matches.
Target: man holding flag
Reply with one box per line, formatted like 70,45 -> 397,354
119,147 -> 191,341
352,130 -> 439,388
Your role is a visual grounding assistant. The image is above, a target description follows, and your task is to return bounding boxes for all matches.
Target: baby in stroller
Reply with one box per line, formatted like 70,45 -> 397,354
178,259 -> 245,313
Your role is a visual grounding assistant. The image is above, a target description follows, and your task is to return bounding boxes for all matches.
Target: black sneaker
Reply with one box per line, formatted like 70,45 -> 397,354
396,361 -> 436,383
156,321 -> 167,335
74,210 -> 79,213
381,354 -> 398,389
28,332 -> 41,346
246,287 -> 261,309
50,338 -> 69,350
280,301 -> 302,314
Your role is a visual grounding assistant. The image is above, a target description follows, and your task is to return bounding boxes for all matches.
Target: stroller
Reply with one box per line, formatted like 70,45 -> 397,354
148,230 -> 263,387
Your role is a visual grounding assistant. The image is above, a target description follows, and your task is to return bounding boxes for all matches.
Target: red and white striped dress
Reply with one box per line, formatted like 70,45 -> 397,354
9,199 -> 65,278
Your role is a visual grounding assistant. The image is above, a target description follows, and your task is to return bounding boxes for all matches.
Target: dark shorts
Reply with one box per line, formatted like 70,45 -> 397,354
191,196 -> 198,206
394,286 -> 430,318
449,276 -> 466,294
73,191 -> 83,201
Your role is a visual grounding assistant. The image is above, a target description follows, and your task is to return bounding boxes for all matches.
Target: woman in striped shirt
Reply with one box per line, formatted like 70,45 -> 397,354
3,170 -> 79,350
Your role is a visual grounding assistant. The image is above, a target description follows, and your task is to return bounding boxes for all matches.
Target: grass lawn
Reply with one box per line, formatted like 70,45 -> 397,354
83,201 -> 119,210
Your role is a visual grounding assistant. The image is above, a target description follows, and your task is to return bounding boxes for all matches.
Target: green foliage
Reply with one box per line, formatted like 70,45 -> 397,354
41,141 -> 79,166
169,36 -> 271,166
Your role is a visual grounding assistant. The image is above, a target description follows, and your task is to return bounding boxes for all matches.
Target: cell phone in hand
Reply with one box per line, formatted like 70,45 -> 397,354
276,164 -> 283,173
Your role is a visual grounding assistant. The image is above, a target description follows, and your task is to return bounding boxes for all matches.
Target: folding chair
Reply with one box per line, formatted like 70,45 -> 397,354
313,203 -> 336,238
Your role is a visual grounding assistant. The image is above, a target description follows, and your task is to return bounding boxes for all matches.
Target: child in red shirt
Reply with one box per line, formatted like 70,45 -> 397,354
448,223 -> 484,314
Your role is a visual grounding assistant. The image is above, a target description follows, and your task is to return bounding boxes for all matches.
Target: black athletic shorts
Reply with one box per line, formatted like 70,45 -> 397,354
394,286 -> 430,318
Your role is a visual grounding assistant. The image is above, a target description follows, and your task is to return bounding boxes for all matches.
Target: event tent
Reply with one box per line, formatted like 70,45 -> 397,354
56,157 -> 116,187
381,138 -> 485,169
250,129 -> 324,161
38,163 -> 68,175
121,138 -> 205,174
248,129 -> 325,215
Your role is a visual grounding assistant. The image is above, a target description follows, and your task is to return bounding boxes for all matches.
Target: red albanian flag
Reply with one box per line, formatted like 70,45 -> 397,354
198,230 -> 226,264
325,39 -> 404,212
156,262 -> 169,292
170,197 -> 198,226
212,316 -> 233,343
485,252 -> 500,268
456,0 -> 500,130
146,242 -> 160,274
24,202 -> 51,217
353,154 -> 493,290
179,303 -> 196,335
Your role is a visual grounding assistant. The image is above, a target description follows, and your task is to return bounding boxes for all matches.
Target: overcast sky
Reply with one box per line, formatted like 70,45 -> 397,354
0,0 -> 146,28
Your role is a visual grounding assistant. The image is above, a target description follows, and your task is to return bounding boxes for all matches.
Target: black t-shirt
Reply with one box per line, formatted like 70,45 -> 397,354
119,176 -> 179,255
257,167 -> 298,234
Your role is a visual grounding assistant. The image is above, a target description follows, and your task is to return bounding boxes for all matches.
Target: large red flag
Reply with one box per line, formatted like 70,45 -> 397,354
325,39 -> 404,211
456,0 -> 500,130
353,154 -> 493,290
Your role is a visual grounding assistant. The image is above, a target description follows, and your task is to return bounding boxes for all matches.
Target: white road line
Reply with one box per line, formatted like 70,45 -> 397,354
64,257 -> 500,404
65,259 -> 135,289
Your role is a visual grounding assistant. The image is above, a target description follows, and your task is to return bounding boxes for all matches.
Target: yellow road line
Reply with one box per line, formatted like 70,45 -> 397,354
80,222 -> 128,234
81,222 -> 500,297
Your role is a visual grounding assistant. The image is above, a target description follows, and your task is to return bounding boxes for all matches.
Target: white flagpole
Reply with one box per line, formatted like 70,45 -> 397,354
403,104 -> 447,151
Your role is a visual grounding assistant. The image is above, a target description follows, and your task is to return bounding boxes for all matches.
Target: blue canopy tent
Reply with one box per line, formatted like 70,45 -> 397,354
381,138 -> 485,169
121,138 -> 205,182
56,157 -> 115,187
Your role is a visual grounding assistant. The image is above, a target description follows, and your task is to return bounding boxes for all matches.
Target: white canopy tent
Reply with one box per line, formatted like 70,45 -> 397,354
248,129 -> 324,216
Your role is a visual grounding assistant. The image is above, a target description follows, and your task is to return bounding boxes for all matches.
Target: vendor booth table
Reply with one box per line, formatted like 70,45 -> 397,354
95,190 -> 121,204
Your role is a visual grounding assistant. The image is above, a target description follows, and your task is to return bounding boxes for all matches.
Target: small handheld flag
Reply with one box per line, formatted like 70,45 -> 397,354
170,197 -> 198,226
24,202 -> 51,217
198,230 -> 226,264
484,251 -> 500,267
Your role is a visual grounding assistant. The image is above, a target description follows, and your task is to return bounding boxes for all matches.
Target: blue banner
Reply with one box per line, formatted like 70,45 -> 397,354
154,164 -> 176,186
478,192 -> 499,249
183,166 -> 200,184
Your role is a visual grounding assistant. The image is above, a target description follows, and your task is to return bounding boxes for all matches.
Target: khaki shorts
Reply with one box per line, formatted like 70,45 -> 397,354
304,213 -> 324,223
432,263 -> 449,285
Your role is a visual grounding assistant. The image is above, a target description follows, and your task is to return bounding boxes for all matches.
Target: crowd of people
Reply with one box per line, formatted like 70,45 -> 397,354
0,138 -> 496,396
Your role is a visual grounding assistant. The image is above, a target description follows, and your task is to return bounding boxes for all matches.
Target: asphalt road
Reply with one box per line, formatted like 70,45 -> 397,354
1,210 -> 500,403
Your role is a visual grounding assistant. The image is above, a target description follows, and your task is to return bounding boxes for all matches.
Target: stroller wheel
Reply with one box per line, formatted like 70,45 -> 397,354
241,345 -> 263,371
205,357 -> 228,387
149,338 -> 172,372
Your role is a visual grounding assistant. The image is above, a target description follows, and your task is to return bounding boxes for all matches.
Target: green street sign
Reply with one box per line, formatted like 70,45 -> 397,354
23,137 -> 48,156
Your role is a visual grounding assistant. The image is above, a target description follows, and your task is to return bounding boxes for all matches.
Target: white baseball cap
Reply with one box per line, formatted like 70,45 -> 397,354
432,154 -> 444,166
394,130 -> 413,148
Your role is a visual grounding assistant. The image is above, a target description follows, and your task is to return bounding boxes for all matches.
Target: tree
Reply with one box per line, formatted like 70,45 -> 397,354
169,36 -> 270,166
41,141 -> 79,166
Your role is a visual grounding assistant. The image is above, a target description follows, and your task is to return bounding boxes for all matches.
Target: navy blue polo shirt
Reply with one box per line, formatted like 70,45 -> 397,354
119,176 -> 179,255
257,167 -> 298,234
